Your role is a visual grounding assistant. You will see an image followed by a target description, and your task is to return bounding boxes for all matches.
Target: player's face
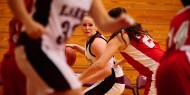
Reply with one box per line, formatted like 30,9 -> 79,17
81,16 -> 97,38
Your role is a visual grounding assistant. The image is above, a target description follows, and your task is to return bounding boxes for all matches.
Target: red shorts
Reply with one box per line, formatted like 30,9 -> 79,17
0,53 -> 26,95
156,50 -> 190,95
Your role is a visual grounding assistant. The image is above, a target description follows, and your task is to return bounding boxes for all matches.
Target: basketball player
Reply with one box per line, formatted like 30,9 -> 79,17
0,0 -> 32,95
1,0 -> 46,95
79,7 -> 164,95
66,13 -> 125,95
7,0 -> 134,95
156,0 -> 190,95
0,18 -> 27,95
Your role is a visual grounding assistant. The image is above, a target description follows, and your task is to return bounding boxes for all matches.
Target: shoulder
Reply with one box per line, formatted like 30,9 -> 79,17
92,37 -> 107,47
117,30 -> 130,45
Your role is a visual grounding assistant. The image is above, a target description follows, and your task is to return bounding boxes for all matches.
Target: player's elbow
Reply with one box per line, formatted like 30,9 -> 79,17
96,64 -> 104,70
96,61 -> 111,71
96,64 -> 112,77
95,61 -> 107,70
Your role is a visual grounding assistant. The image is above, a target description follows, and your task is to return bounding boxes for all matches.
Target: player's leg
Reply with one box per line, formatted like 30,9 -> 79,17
15,46 -> 54,95
15,45 -> 82,95
144,75 -> 153,95
27,79 -> 38,95
15,46 -> 51,89
27,78 -> 54,95
148,72 -> 157,95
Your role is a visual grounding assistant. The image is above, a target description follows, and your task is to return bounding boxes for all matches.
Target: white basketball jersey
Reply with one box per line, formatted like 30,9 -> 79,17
85,32 -> 124,77
28,0 -> 93,50
23,0 -> 93,90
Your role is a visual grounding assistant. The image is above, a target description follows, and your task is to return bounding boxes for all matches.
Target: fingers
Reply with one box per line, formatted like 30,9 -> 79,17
65,44 -> 71,47
118,13 -> 135,27
114,63 -> 119,67
65,44 -> 76,48
25,20 -> 48,39
114,61 -> 125,67
27,30 -> 43,39
125,14 -> 135,26
27,26 -> 47,39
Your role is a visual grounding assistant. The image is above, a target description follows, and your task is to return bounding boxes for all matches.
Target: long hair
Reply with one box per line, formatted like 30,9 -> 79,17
124,23 -> 150,42
108,23 -> 150,42
108,7 -> 150,43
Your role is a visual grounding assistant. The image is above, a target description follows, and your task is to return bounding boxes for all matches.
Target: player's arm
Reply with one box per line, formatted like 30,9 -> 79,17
89,0 -> 135,33
91,38 -> 108,61
65,44 -> 85,55
8,0 -> 31,25
81,67 -> 111,84
80,38 -> 112,83
79,35 -> 123,80
8,0 -> 46,39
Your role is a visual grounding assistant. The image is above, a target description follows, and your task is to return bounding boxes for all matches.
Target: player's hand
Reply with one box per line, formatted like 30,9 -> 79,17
118,13 -> 135,27
24,19 -> 48,39
114,59 -> 126,67
65,44 -> 76,49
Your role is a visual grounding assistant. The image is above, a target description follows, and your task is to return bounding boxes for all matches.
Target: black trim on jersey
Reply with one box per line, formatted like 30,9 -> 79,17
84,68 -> 117,95
86,31 -> 107,57
33,0 -> 52,26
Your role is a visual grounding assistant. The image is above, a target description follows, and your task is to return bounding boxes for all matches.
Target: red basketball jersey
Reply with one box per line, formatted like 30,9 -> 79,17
120,34 -> 164,76
120,33 -> 164,95
156,6 -> 190,95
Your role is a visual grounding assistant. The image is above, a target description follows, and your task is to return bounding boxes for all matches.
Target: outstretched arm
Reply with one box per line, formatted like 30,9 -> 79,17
8,0 -> 30,25
79,38 -> 112,83
65,44 -> 85,55
79,36 -> 123,81
90,0 -> 135,33
81,66 -> 111,84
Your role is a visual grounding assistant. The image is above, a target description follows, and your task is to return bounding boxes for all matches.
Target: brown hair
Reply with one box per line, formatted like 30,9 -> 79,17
108,7 -> 150,42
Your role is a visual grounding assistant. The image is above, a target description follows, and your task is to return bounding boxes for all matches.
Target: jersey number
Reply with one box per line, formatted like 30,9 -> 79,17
168,21 -> 189,49
142,35 -> 155,48
56,21 -> 79,44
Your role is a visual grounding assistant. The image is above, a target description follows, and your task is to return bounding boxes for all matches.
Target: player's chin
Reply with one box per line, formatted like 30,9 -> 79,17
85,33 -> 91,37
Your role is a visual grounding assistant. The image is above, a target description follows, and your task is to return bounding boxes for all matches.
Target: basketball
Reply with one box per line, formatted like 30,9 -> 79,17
65,46 -> 76,66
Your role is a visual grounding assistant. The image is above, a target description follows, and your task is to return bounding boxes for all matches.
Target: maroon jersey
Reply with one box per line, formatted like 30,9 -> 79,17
156,6 -> 190,95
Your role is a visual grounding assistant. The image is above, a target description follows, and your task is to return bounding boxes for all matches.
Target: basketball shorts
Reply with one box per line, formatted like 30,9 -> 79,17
16,33 -> 81,92
83,68 -> 125,95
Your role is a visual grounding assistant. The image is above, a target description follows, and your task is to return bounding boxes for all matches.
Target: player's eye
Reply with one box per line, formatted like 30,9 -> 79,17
82,24 -> 87,27
89,24 -> 93,27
